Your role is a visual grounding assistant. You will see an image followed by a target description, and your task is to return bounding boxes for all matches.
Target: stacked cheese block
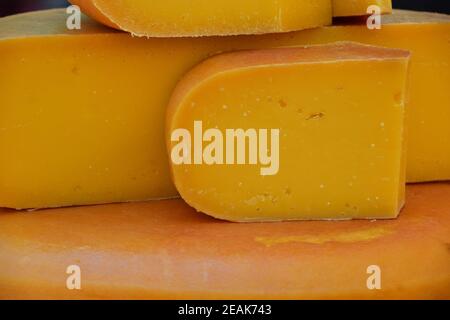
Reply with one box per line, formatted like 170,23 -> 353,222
0,1 -> 449,299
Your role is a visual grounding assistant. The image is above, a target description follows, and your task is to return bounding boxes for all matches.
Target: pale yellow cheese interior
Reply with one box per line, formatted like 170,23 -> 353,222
167,43 -> 410,221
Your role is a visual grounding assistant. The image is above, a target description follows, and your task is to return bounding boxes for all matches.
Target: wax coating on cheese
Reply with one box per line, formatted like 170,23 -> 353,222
0,183 -> 449,299
69,0 -> 332,37
167,43 -> 410,222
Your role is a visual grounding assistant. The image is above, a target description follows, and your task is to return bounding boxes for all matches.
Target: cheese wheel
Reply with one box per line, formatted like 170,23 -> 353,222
69,0 -> 332,37
0,183 -> 449,299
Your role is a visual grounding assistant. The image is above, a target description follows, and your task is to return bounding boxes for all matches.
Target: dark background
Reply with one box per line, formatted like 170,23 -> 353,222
0,0 -> 449,17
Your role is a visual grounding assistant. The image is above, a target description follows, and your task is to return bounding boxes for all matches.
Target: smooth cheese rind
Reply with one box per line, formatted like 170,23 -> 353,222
0,10 -> 448,209
333,0 -> 392,17
167,43 -> 410,222
69,0 -> 332,37
0,183 -> 449,299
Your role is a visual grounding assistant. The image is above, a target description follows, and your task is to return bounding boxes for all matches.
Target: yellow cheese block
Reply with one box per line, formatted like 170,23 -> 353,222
0,183 -> 449,299
167,43 -> 410,221
69,0 -> 332,37
333,0 -> 392,17
0,9 -> 448,209
0,11 -> 179,209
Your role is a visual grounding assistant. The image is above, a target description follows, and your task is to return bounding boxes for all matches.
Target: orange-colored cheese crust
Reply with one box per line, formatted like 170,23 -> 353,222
0,183 -> 449,299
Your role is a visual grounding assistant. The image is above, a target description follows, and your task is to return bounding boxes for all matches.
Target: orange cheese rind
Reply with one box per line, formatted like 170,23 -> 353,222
0,183 -> 448,299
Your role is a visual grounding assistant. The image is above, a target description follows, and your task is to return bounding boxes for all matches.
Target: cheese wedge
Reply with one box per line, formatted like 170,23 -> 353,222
0,183 -> 449,299
0,9 -> 448,209
333,0 -> 392,17
167,43 -> 410,221
69,0 -> 332,37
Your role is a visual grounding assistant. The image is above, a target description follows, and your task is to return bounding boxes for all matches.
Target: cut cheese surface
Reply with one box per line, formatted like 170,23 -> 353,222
69,0 -> 332,37
333,0 -> 392,17
0,10 -> 179,209
0,183 -> 449,299
167,43 -> 410,221
0,9 -> 448,209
